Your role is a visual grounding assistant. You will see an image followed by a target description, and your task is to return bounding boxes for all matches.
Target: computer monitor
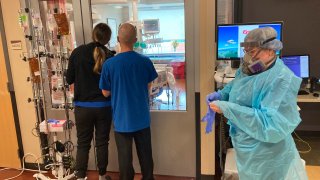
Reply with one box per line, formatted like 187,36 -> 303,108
143,19 -> 160,34
281,55 -> 310,78
216,22 -> 283,60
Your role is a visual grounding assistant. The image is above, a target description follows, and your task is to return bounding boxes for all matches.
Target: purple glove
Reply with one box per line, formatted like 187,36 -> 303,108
206,92 -> 221,105
201,105 -> 216,133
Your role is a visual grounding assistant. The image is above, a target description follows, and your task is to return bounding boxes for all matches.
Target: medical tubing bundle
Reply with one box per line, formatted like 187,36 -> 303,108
20,5 -> 50,165
17,1 -> 76,179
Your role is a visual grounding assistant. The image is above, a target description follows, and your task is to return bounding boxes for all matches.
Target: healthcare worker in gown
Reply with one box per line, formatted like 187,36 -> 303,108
207,27 -> 308,180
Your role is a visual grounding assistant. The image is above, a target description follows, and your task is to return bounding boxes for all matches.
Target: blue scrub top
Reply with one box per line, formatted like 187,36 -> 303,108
100,51 -> 158,132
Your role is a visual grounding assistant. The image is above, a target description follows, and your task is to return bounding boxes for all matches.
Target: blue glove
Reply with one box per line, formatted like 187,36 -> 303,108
201,105 -> 216,133
206,92 -> 221,105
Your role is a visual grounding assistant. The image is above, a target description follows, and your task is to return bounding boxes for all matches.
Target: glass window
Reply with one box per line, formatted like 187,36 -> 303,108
91,0 -> 186,111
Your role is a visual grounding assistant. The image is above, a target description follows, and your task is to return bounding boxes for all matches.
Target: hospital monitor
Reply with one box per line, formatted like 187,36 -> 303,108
281,55 -> 310,78
143,19 -> 160,34
216,22 -> 283,60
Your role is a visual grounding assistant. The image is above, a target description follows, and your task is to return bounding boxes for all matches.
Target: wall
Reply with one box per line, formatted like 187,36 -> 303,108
0,23 -> 21,169
241,0 -> 320,131
199,0 -> 216,175
241,0 -> 320,78
138,8 -> 185,41
93,4 -> 185,42
1,0 -> 42,163
92,4 -> 124,48
92,4 -> 124,27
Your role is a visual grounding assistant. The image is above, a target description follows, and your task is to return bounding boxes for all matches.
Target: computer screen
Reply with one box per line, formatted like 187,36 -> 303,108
217,22 -> 283,60
282,55 -> 310,78
143,19 -> 160,34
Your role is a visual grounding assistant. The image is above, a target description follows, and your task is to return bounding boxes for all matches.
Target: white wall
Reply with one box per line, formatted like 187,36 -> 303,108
92,4 -> 125,48
1,0 -> 42,163
92,5 -> 123,29
139,8 -> 185,41
92,4 -> 185,41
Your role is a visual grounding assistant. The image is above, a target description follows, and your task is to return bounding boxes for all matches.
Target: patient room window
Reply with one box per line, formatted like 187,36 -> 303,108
91,0 -> 186,111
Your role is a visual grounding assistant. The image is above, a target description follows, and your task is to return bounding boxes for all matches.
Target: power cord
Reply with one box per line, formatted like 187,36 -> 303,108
293,131 -> 312,154
219,114 -> 226,179
63,141 -> 74,156
221,73 -> 226,86
31,122 -> 40,137
1,153 -> 47,180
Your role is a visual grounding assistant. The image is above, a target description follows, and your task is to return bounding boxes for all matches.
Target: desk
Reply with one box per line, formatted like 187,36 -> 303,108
297,91 -> 320,131
297,92 -> 320,103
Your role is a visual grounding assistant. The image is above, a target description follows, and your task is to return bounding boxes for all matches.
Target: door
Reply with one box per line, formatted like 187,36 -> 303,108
12,0 -> 196,176
0,30 -> 21,168
83,0 -> 196,177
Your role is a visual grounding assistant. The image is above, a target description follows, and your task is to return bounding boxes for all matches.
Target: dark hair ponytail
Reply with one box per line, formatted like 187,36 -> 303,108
92,23 -> 111,74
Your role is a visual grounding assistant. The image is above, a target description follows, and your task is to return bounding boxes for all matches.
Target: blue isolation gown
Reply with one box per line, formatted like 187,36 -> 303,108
214,59 -> 308,180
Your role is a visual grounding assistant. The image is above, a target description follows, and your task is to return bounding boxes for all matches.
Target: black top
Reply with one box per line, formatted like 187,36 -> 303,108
66,42 -> 114,102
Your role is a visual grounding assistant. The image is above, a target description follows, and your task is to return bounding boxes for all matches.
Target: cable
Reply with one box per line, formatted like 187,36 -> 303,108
293,131 -> 312,154
221,72 -> 226,86
44,163 -> 56,170
31,122 -> 40,137
2,153 -> 43,180
33,154 -> 50,170
64,141 -> 74,155
32,128 -> 40,137
219,114 -> 226,179
0,167 -> 48,173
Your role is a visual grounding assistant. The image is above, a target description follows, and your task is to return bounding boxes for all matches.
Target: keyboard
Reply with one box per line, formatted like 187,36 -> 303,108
298,90 -> 309,95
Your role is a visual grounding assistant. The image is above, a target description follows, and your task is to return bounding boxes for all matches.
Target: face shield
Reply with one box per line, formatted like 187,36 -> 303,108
240,27 -> 283,75
240,37 -> 278,75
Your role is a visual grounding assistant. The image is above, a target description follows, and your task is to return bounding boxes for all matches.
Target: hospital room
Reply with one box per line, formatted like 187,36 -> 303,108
0,0 -> 319,180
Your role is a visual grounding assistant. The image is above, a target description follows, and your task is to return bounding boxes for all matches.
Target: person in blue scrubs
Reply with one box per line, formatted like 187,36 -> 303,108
100,23 -> 158,180
207,27 -> 308,180
66,23 -> 114,180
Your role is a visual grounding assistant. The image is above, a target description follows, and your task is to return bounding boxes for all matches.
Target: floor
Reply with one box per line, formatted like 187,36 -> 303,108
305,166 -> 320,180
294,131 -> 320,179
150,79 -> 186,111
0,169 -> 194,180
0,167 -> 319,180
294,132 -> 320,166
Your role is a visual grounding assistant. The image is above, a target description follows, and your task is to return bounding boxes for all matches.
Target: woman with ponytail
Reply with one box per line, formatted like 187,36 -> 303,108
66,23 -> 114,180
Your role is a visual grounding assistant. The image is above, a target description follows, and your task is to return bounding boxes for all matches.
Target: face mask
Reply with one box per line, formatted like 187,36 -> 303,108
241,50 -> 267,75
242,52 -> 276,75
248,60 -> 267,74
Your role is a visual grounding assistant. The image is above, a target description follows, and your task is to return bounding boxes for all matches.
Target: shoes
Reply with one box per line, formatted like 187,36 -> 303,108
76,178 -> 87,180
99,175 -> 112,180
